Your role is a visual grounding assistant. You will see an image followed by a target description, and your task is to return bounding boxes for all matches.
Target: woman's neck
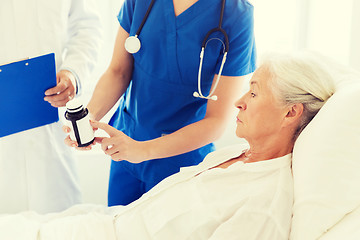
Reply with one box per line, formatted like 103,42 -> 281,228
245,135 -> 294,163
214,134 -> 295,170
173,0 -> 199,16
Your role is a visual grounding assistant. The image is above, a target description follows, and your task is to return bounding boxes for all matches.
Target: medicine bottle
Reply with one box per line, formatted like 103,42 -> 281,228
65,98 -> 94,147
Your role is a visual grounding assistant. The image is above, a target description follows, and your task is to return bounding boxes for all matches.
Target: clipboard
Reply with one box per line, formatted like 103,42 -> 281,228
0,53 -> 59,138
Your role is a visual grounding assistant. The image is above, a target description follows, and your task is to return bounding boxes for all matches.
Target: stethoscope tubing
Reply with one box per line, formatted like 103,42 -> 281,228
135,0 -> 156,37
126,0 -> 229,101
201,27 -> 229,52
197,0 -> 229,100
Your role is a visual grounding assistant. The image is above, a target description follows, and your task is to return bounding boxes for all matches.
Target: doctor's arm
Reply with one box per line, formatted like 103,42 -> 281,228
92,73 -> 247,162
45,0 -> 102,107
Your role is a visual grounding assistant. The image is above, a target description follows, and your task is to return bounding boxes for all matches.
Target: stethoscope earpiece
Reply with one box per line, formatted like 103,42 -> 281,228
193,92 -> 200,98
210,95 -> 218,101
125,36 -> 141,54
193,91 -> 218,101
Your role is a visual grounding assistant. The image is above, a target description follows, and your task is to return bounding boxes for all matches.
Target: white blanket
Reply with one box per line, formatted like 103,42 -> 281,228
0,144 -> 293,240
0,204 -> 117,240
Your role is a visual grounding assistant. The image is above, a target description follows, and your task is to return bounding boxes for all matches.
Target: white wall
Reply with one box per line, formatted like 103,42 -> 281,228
77,0 -> 360,205
306,0 -> 353,65
349,0 -> 360,71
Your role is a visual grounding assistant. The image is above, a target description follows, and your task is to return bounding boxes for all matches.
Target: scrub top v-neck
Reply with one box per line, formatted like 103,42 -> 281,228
109,0 -> 256,205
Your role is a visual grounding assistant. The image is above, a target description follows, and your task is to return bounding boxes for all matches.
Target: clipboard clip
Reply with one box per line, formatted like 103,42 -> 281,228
0,57 -> 30,72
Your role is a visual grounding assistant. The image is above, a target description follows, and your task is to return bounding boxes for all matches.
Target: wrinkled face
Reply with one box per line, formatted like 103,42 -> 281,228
235,67 -> 288,142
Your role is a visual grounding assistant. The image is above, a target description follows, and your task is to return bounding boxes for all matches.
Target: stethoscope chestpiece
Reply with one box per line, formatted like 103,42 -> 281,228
125,36 -> 141,54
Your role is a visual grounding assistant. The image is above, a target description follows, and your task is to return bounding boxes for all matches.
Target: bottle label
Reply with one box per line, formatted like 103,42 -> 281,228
69,114 -> 94,145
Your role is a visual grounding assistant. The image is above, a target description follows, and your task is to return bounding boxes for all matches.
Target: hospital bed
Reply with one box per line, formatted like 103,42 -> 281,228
0,74 -> 359,240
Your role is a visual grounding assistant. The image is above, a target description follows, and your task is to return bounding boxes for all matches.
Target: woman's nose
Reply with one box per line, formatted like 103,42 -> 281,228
234,96 -> 246,110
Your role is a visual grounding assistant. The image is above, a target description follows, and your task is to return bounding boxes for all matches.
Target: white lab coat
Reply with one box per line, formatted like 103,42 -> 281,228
0,0 -> 102,214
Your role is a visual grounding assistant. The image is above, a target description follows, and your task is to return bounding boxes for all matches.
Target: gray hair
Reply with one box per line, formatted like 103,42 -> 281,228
261,52 -> 336,140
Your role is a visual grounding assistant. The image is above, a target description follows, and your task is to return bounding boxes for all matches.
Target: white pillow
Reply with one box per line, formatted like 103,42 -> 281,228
290,82 -> 360,240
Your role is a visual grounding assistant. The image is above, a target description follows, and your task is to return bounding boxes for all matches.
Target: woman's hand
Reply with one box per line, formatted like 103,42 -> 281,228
62,125 -> 96,151
91,121 -> 149,163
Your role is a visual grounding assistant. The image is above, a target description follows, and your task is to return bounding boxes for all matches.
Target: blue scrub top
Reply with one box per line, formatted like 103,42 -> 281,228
110,0 -> 256,189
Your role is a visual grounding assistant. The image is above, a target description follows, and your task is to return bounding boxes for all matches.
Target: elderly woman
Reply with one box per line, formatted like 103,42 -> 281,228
0,53 -> 335,240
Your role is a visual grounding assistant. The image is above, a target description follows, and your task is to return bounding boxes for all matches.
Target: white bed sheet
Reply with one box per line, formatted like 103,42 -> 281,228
0,204 -> 116,240
319,205 -> 360,240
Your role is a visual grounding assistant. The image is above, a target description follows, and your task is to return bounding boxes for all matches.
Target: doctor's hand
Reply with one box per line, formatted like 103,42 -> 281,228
44,70 -> 77,107
91,121 -> 148,163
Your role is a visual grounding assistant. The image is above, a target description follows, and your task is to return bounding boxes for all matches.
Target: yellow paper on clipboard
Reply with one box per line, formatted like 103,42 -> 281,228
0,53 -> 59,138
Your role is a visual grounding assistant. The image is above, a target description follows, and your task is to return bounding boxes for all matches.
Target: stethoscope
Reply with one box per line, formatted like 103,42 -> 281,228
124,0 -> 229,101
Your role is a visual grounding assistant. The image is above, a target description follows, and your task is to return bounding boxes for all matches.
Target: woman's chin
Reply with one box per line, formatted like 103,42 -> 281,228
235,131 -> 245,139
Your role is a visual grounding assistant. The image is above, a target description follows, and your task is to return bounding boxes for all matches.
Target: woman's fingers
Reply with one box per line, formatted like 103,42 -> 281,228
90,121 -> 118,137
64,135 -> 78,147
62,125 -> 71,133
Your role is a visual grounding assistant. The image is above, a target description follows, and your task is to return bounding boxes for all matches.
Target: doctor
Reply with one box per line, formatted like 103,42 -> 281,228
0,0 -> 101,213
66,0 -> 256,206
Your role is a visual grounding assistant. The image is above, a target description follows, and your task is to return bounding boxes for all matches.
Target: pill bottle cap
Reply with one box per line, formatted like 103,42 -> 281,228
66,98 -> 84,112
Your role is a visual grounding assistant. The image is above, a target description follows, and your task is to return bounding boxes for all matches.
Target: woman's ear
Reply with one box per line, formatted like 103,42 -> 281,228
284,103 -> 304,126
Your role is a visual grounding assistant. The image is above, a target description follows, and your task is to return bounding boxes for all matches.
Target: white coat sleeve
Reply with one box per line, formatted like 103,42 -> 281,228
208,210 -> 288,240
60,0 -> 102,94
